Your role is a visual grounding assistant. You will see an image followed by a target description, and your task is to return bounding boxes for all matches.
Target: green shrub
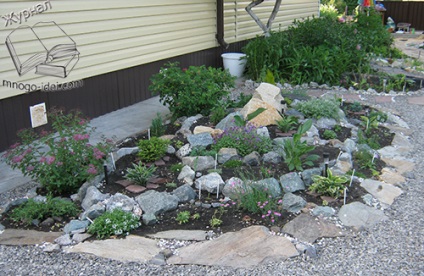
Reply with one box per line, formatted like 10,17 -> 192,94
222,159 -> 244,168
347,101 -> 363,112
212,124 -> 273,157
353,149 -> 376,170
210,105 -> 228,125
189,146 -> 217,157
137,137 -> 169,162
309,169 -> 349,198
276,115 -> 299,133
88,209 -> 141,239
10,197 -> 79,226
175,211 -> 190,225
283,119 -> 319,171
320,4 -> 339,21
170,163 -> 184,173
322,129 -> 337,140
149,62 -> 235,119
124,162 -> 156,185
150,113 -> 166,137
295,98 -> 340,120
3,110 -> 112,196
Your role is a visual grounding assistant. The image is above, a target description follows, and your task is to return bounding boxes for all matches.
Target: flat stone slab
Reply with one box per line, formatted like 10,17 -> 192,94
379,168 -> 406,185
64,235 -> 160,263
147,230 -> 207,241
381,157 -> 415,174
360,179 -> 403,207
167,225 -> 298,268
338,202 -> 388,228
282,214 -> 344,243
407,96 -> 424,105
0,229 -> 62,245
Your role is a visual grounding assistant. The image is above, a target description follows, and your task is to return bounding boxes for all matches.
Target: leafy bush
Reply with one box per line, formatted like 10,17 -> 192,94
347,101 -> 363,112
283,119 -> 319,171
243,11 -> 394,86
222,159 -> 244,168
124,162 -> 156,185
295,98 -> 340,120
189,146 -> 217,157
3,109 -> 112,196
150,113 -> 166,137
137,137 -> 169,162
149,62 -> 235,119
323,129 -> 337,140
354,149 -> 376,170
309,169 -> 349,198
10,197 -> 79,226
320,4 -> 339,21
276,115 -> 298,133
175,211 -> 191,224
88,209 -> 141,239
212,123 -> 273,157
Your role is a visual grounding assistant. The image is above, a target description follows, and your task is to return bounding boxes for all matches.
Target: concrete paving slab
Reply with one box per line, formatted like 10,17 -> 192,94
0,229 -> 62,245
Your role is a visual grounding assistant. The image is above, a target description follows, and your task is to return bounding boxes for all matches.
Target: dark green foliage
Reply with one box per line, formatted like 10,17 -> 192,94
137,137 -> 169,162
283,119 -> 319,171
150,113 -> 166,137
10,197 -> 79,226
323,129 -> 337,140
149,62 -> 235,119
276,115 -> 299,133
222,159 -> 244,168
310,169 -> 349,198
189,146 -> 217,157
243,12 -> 394,86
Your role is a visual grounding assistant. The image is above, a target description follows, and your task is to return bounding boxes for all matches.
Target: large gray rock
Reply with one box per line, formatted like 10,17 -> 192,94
251,178 -> 282,198
180,114 -> 203,130
172,184 -> 197,203
0,229 -> 62,246
81,186 -> 110,211
222,177 -> 246,199
167,226 -> 298,268
282,214 -> 343,243
195,173 -> 225,194
262,151 -> 282,164
312,206 -> 336,217
280,172 -> 305,193
301,168 -> 322,187
115,147 -> 139,160
338,202 -> 388,228
135,191 -> 179,216
217,148 -> 239,164
282,193 -> 306,213
177,165 -> 195,184
182,156 -> 215,171
79,202 -> 105,220
187,132 -> 214,148
175,144 -> 191,160
147,230 -> 207,241
63,220 -> 90,234
55,234 -> 73,246
243,151 -> 261,166
216,112 -> 242,131
343,138 -> 356,153
76,175 -> 104,203
316,118 -> 337,129
105,193 -> 140,214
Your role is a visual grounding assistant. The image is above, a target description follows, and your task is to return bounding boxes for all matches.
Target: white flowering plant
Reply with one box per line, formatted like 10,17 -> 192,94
88,208 -> 141,239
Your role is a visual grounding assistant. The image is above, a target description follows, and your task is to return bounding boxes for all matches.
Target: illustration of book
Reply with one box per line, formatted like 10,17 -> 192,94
5,21 -> 79,78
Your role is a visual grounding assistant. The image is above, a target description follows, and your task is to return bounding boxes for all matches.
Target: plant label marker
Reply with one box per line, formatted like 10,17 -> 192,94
110,152 -> 116,171
216,182 -> 220,199
215,153 -> 217,170
343,187 -> 347,205
148,129 -> 151,140
349,169 -> 355,187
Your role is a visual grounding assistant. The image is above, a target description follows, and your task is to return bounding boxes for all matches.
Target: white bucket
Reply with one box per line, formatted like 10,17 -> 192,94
221,53 -> 247,78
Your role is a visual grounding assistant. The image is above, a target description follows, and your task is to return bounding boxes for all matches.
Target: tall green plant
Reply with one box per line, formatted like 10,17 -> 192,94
283,119 -> 319,171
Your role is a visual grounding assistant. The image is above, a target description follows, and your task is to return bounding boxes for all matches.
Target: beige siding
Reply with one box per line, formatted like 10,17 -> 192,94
0,0 -> 318,100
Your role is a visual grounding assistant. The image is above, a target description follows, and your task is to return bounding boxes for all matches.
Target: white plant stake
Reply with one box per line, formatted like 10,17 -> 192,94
349,169 -> 355,187
148,128 -> 151,140
337,151 -> 343,161
110,152 -> 116,171
216,183 -> 219,199
215,153 -> 218,170
343,188 -> 347,205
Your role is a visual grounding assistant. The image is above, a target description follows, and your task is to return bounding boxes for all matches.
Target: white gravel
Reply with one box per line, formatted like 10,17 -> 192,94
1,91 -> 423,275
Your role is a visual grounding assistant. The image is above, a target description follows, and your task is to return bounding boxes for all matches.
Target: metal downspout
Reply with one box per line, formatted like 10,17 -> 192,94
216,0 -> 229,49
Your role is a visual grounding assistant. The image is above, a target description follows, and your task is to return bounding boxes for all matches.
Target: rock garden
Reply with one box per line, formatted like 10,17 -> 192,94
0,9 -> 421,268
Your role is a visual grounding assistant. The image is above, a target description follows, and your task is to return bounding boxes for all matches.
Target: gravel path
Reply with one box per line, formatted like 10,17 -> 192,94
1,92 -> 423,275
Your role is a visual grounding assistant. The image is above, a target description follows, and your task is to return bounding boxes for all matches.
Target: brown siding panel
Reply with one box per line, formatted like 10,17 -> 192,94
384,1 -> 424,31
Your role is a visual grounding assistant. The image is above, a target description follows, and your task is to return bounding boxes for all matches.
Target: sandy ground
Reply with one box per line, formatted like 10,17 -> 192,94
394,35 -> 424,62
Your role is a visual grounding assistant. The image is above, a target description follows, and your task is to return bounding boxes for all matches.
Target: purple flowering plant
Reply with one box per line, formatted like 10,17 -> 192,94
3,109 -> 113,196
212,122 -> 273,156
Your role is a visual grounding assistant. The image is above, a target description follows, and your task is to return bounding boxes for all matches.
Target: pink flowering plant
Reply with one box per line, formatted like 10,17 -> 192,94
3,109 -> 113,196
